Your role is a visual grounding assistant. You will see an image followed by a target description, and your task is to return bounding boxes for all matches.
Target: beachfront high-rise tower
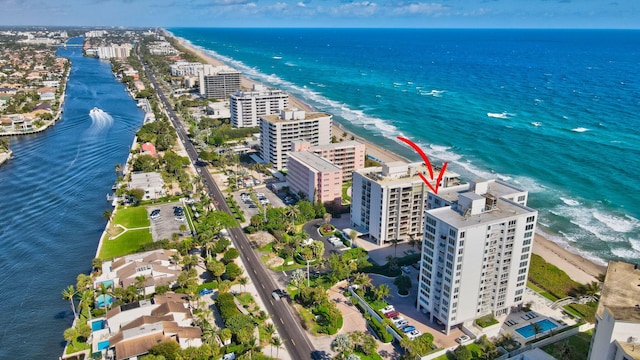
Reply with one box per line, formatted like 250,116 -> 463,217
417,179 -> 537,335
259,109 -> 332,170
230,84 -> 289,128
350,161 -> 460,246
588,261 -> 640,360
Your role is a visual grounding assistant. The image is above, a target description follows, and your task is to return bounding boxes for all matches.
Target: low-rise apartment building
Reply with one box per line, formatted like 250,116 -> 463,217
287,151 -> 342,205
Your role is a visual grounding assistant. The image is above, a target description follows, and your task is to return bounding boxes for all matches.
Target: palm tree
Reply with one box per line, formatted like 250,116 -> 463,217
558,341 -> 574,360
389,238 -> 400,258
353,272 -> 372,291
61,285 -> 77,319
78,289 -> 95,320
385,255 -> 399,272
134,275 -> 147,298
531,321 -> 543,339
238,276 -> 249,293
408,236 -> 421,250
374,284 -> 391,302
97,283 -> 111,313
271,336 -> 283,359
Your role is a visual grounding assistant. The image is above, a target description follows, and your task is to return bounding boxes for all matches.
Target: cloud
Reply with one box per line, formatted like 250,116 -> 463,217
209,0 -> 255,5
297,1 -> 306,7
388,2 -> 448,15
326,1 -> 379,16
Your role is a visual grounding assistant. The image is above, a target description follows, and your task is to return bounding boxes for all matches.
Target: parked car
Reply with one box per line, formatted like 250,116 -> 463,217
402,325 -> 416,333
198,288 -> 213,296
384,311 -> 399,318
401,266 -> 411,274
456,335 -> 470,344
408,330 -> 422,339
380,305 -> 395,313
394,319 -> 409,327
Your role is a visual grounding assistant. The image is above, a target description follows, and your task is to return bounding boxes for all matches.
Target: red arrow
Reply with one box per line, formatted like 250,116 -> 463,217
397,136 -> 448,194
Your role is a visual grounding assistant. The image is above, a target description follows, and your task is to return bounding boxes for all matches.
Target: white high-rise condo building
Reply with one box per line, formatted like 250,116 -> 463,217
230,85 -> 289,128
588,261 -> 640,360
350,161 -> 460,246
198,66 -> 241,99
259,109 -> 332,170
417,179 -> 537,334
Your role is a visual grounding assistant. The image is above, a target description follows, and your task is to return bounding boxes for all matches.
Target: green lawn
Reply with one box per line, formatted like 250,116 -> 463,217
113,206 -> 150,228
542,330 -> 593,360
433,342 -> 484,360
99,229 -> 152,259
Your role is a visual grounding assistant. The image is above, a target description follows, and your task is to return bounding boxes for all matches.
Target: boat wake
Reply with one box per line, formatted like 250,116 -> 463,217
487,111 -> 514,119
87,107 -> 114,135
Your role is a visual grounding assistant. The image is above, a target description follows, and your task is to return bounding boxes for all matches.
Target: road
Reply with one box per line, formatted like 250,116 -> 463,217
138,50 -> 316,359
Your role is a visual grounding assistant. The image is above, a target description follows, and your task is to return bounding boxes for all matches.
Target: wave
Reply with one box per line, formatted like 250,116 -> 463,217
531,122 -> 542,127
560,197 -> 580,206
419,89 -> 445,97
487,111 -> 514,119
284,62 -> 296,67
272,56 -> 282,60
593,211 -> 638,233
571,127 -> 589,132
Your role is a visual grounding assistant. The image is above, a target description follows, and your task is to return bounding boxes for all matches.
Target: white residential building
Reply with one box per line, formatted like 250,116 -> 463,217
350,161 -> 460,246
417,179 -> 537,334
198,66 -> 241,99
129,172 -> 165,200
169,61 -> 210,77
259,109 -> 332,170
230,84 -> 289,128
97,44 -> 132,59
588,261 -> 640,360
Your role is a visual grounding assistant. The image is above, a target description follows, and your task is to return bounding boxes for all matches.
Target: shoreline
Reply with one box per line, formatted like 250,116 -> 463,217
172,33 -> 607,285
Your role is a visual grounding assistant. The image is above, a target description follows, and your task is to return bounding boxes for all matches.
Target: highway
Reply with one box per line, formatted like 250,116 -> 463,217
138,50 -> 316,359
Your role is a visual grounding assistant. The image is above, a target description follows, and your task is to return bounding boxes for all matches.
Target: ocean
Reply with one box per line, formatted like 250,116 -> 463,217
0,37 -> 143,357
168,28 -> 640,266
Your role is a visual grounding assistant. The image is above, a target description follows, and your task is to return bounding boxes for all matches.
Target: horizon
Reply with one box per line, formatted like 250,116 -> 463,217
1,0 -> 638,30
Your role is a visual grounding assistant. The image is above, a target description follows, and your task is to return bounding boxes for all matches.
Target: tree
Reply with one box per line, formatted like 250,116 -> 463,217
300,247 -> 315,286
558,341 -> 574,360
353,273 -> 372,291
149,340 -> 181,360
132,154 -> 158,172
223,248 -> 240,263
92,258 -> 103,272
271,336 -> 284,359
373,284 -> 391,302
61,285 -> 77,319
323,212 -> 332,224
208,260 -> 226,282
225,262 -> 243,280
76,273 -> 93,291
63,327 -> 78,343
332,334 -> 354,358
394,275 -> 412,295
389,238 -> 400,258
290,269 -> 306,299
408,236 -> 422,250
454,345 -> 472,360
385,255 -> 399,272
101,209 -> 113,220
78,290 -> 95,320
531,321 -> 543,339
127,188 -> 145,204
76,322 -> 92,341
238,276 -> 248,292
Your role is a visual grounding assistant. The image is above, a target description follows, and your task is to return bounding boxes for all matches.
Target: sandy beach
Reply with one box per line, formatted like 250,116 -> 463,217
173,35 -> 607,286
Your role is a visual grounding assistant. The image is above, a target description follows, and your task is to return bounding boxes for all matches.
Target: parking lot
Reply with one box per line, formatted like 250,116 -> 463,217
147,201 -> 188,241
232,186 -> 285,226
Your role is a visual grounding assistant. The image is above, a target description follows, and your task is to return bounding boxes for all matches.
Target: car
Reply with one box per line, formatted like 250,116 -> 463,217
249,204 -> 257,208
456,335 -> 471,344
384,311 -> 399,318
256,192 -> 265,198
402,325 -> 416,333
271,289 -> 287,301
401,266 -> 411,274
394,319 -> 409,327
198,288 -> 213,296
220,353 -> 236,360
381,305 -> 395,313
408,330 -> 422,339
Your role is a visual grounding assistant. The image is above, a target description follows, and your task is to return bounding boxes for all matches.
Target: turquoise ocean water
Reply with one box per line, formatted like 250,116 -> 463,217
169,28 -> 640,266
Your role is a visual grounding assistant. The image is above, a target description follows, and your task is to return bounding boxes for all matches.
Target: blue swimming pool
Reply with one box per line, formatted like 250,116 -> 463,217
95,294 -> 113,309
515,319 -> 558,338
91,319 -> 105,331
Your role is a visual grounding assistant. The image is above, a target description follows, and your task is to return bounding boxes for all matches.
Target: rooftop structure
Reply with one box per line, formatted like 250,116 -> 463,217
129,172 -> 165,200
588,261 -> 640,360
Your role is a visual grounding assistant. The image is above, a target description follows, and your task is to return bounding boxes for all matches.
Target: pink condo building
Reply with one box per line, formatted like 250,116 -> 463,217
287,151 -> 342,206
291,140 -> 365,182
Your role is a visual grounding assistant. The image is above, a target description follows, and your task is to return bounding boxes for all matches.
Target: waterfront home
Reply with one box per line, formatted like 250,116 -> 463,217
129,172 -> 165,200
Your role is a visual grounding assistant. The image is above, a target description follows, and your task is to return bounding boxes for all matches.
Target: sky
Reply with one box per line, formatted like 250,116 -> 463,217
0,0 -> 638,29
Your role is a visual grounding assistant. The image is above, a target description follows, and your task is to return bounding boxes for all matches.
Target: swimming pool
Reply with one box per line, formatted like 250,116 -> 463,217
95,294 -> 113,309
91,319 -> 105,331
515,319 -> 558,339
